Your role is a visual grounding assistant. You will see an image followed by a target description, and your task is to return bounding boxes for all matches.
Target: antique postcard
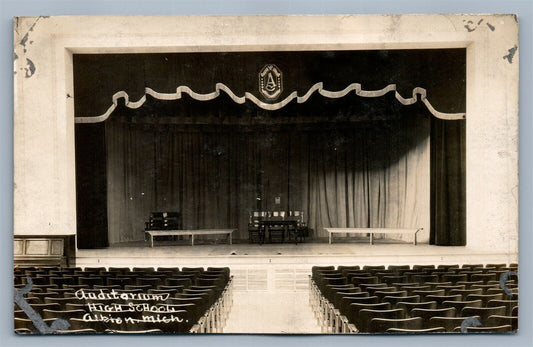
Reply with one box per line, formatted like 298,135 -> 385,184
13,14 -> 518,334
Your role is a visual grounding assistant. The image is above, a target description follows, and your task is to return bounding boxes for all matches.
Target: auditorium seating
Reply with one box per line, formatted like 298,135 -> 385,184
310,263 -> 518,333
13,265 -> 233,334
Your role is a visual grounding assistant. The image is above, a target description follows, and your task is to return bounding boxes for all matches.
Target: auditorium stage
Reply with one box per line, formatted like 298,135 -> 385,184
75,239 -> 517,293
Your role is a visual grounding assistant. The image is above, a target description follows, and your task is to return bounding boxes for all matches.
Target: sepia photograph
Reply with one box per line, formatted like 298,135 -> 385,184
12,14 -> 519,335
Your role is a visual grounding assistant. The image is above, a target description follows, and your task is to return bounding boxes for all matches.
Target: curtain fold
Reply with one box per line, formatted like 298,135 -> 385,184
430,119 -> 466,246
106,114 -> 430,243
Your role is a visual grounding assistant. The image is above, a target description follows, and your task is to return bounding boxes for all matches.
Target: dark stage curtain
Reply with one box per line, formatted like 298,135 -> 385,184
430,119 -> 466,246
105,112 -> 430,243
75,123 -> 109,249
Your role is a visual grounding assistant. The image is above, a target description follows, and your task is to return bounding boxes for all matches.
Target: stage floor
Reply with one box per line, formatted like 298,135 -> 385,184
75,239 -> 517,289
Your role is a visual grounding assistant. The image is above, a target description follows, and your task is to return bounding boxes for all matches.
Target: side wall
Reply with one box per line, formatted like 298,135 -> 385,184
13,15 -> 518,254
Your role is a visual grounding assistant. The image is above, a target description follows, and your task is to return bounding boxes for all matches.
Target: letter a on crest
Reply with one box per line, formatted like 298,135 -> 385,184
259,64 -> 283,100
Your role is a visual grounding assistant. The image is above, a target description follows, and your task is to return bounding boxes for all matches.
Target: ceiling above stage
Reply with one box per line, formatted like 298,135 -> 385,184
73,49 -> 466,122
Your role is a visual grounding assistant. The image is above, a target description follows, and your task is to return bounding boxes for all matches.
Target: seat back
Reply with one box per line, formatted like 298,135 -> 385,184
368,317 -> 422,333
358,309 -> 404,333
464,325 -> 513,333
396,300 -> 437,316
428,315 -> 481,332
461,306 -> 506,324
382,295 -> 421,306
345,302 -> 390,323
411,307 -> 456,323
485,315 -> 518,330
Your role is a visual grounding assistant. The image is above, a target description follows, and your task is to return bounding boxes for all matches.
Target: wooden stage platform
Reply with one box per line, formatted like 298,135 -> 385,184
75,240 -> 517,293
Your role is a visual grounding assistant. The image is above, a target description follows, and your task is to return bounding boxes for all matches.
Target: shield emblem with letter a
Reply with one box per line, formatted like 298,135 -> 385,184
259,64 -> 283,100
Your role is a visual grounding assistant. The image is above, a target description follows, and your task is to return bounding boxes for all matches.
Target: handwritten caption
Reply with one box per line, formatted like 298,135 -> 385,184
75,289 -> 186,325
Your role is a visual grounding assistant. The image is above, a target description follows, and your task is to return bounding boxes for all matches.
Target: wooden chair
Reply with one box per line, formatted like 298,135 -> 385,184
42,309 -> 86,320
441,274 -> 468,284
65,303 -> 87,311
14,310 -> 27,319
383,295 -> 420,306
69,317 -> 107,333
435,284 -> 465,295
340,296 -> 379,312
351,276 -> 379,286
368,317 -> 423,333
158,285 -> 185,293
486,315 -> 518,330
428,315 -> 481,332
137,277 -> 162,287
465,293 -> 504,306
30,292 -> 59,302
132,267 -> 155,273
166,277 -> 193,288
108,277 -> 134,288
456,280 -> 484,289
425,294 -> 462,306
29,303 -> 61,314
470,273 -> 497,284
338,265 -> 360,272
266,211 -> 287,243
455,325 -> 513,333
44,296 -> 81,310
449,288 -> 483,300
105,329 -> 163,334
374,290 -> 406,301
487,299 -> 518,316
442,299 -> 483,313
78,277 -> 104,287
54,329 -> 98,334
413,289 -> 445,300
362,265 -> 386,273
461,306 -> 506,324
381,275 -> 408,285
345,302 -> 391,324
50,277 -> 76,288
387,265 -> 411,272
436,265 -> 460,272
401,285 -> 431,296
248,210 -> 264,243
14,328 -> 33,334
411,308 -> 456,327
124,284 -> 152,291
413,274 -> 438,284
157,267 -> 181,274
366,286 -> 397,296
332,290 -> 364,309
358,309 -> 404,333
386,327 -> 446,333
457,270 -> 483,281
486,287 -> 518,300
397,301 -> 437,316
460,264 -> 484,270
14,317 -> 56,332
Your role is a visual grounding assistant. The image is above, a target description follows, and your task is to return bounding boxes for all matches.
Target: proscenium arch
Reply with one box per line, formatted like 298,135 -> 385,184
72,48 -> 466,248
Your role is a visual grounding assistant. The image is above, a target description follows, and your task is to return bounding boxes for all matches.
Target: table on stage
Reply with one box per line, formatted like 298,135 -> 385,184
258,218 -> 300,245
324,227 -> 423,245
145,229 -> 235,247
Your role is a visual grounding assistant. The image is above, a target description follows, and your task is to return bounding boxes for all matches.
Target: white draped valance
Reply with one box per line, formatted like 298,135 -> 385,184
75,82 -> 466,123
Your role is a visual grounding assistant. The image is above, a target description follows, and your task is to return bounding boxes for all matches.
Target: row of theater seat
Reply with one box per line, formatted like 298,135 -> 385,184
310,263 -> 518,334
14,266 -> 233,334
